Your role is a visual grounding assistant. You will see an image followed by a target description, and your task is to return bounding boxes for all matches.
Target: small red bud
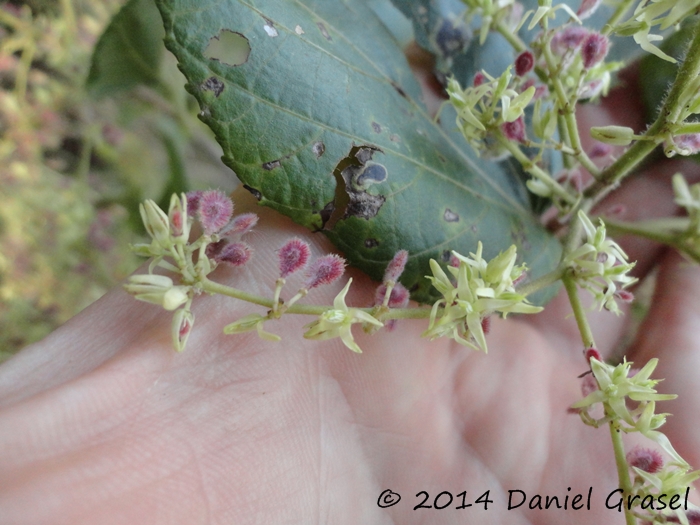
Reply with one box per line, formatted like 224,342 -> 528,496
278,238 -> 311,278
551,26 -> 589,55
481,315 -> 491,335
216,242 -> 252,266
305,254 -> 345,289
514,51 -> 535,76
473,71 -> 487,87
585,347 -> 601,363
626,446 -> 664,473
581,32 -> 609,69
198,190 -> 234,234
383,250 -> 409,283
501,116 -> 526,143
170,209 -> 184,236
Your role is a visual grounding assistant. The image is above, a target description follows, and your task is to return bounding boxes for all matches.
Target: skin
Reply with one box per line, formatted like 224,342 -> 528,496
1,63 -> 700,525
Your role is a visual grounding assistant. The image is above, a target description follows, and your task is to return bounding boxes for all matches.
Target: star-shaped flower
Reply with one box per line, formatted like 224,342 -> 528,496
422,243 -> 542,352
303,279 -> 382,353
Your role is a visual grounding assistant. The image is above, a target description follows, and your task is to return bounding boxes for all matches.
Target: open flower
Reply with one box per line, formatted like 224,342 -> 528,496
303,279 -> 382,353
564,211 -> 637,314
422,243 -> 542,352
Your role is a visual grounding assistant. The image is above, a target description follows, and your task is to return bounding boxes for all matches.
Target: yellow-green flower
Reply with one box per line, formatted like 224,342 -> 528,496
303,279 -> 382,353
423,243 -> 542,352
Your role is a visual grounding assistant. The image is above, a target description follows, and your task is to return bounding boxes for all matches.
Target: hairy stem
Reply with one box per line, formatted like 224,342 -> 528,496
608,414 -> 638,525
587,21 -> 700,199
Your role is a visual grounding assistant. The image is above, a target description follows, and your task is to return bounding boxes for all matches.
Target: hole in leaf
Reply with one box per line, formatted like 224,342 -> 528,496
203,30 -> 251,67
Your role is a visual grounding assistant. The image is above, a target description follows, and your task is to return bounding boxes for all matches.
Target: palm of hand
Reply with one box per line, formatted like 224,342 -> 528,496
2,97 -> 700,525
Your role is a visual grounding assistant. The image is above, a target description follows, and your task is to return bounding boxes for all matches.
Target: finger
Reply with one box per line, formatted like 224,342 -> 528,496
627,249 -> 700,471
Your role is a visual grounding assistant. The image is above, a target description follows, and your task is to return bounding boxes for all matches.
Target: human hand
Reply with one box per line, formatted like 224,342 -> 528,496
2,69 -> 700,525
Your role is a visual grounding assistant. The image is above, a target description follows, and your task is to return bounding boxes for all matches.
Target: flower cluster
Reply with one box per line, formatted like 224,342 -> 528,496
447,67 -> 536,158
564,211 -> 637,314
124,190 -> 258,351
423,242 -> 542,352
612,0 -> 700,63
573,356 -> 700,523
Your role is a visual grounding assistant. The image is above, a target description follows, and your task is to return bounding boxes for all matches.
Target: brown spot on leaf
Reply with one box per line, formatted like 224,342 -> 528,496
392,82 -> 407,98
318,201 -> 335,229
317,22 -> 332,41
201,76 -> 225,97
390,134 -> 400,143
312,141 -> 325,158
371,121 -> 382,133
444,208 -> 459,222
262,160 -> 281,171
441,250 -> 451,262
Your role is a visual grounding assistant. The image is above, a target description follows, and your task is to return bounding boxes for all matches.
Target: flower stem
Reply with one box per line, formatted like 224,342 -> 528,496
587,20 -> 700,199
562,270 -> 596,348
607,414 -> 637,525
495,20 -> 527,53
601,0 -> 636,35
200,278 -> 432,319
516,267 -> 565,296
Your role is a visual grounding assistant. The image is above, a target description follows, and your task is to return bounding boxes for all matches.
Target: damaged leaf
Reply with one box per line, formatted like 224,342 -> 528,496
156,0 -> 561,304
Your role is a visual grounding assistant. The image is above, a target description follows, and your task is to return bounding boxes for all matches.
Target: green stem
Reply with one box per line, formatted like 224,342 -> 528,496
562,270 -> 596,348
675,122 -> 700,135
601,0 -> 636,35
587,21 -> 700,199
200,278 -> 432,319
516,266 -> 565,296
607,414 -> 637,525
497,136 -> 577,204
495,21 -> 527,53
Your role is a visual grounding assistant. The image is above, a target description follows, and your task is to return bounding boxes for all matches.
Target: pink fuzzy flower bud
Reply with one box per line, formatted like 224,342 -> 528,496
278,238 -> 311,278
186,191 -> 203,217
515,51 -> 535,76
305,254 -> 345,289
374,282 -> 410,308
216,242 -> 252,267
473,71 -> 487,87
585,347 -> 601,363
588,142 -> 613,159
449,254 -> 461,268
501,116 -> 526,143
383,250 -> 409,283
551,26 -> 589,55
581,32 -> 608,69
577,0 -> 602,19
198,190 -> 234,234
221,212 -> 259,236
626,447 -> 664,473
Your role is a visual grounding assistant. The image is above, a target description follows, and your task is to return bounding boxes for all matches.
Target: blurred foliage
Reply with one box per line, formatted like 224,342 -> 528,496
0,0 -> 229,358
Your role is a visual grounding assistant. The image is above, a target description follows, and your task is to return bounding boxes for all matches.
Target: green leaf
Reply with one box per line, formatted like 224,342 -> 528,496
156,0 -> 561,304
86,0 -> 165,98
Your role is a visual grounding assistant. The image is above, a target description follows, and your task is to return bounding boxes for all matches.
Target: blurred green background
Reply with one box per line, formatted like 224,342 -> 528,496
0,0 -> 238,358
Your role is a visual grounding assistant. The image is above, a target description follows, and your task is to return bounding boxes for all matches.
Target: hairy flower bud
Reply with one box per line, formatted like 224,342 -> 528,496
577,0 -> 602,19
626,446 -> 664,473
198,190 -> 234,234
278,238 -> 311,277
186,191 -> 203,217
383,250 -> 409,283
581,32 -> 609,69
305,254 -> 345,289
216,242 -> 252,266
225,212 -> 259,235
374,282 -> 410,308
